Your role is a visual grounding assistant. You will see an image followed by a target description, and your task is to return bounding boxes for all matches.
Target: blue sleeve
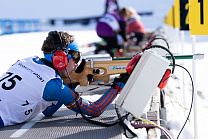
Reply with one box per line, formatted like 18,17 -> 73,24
42,78 -> 79,116
42,101 -> 63,117
42,78 -> 124,117
42,78 -> 78,104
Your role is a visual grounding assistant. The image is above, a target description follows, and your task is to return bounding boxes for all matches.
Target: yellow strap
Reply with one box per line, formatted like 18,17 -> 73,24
65,93 -> 80,109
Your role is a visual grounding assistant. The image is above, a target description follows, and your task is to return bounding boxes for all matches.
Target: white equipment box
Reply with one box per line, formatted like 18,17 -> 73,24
116,50 -> 170,117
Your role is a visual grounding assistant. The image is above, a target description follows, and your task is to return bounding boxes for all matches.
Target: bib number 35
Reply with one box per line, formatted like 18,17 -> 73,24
0,72 -> 22,90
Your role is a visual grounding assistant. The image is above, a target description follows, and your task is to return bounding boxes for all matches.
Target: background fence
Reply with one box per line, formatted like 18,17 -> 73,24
0,19 -> 40,35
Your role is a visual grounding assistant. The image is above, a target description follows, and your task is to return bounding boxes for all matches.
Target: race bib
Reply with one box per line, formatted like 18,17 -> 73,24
99,13 -> 120,31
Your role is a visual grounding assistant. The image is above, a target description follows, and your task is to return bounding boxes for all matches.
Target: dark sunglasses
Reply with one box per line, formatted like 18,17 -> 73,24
65,50 -> 81,64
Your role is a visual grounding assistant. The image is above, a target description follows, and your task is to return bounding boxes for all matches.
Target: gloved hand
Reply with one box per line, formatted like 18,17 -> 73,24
112,73 -> 130,85
112,73 -> 130,92
67,82 -> 80,90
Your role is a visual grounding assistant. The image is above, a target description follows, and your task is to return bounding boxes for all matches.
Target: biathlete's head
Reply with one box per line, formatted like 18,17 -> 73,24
41,31 -> 81,76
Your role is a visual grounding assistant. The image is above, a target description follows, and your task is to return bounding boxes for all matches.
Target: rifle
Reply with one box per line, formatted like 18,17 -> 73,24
62,57 -> 130,86
62,53 -> 203,86
62,34 -> 202,86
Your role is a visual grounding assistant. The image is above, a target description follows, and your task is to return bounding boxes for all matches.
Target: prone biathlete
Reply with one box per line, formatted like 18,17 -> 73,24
0,31 -> 127,127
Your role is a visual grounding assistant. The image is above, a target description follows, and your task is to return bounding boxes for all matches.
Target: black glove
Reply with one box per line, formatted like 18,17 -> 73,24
111,73 -> 130,92
67,82 -> 80,90
112,73 -> 130,86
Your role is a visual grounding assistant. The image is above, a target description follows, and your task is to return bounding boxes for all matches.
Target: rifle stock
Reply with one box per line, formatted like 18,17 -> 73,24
62,59 -> 130,86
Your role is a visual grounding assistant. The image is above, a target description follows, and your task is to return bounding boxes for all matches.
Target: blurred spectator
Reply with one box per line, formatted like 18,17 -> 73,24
96,7 -> 131,57
104,0 -> 119,14
126,7 -> 146,46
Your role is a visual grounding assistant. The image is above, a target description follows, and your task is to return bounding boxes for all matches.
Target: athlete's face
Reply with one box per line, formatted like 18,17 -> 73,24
58,59 -> 78,78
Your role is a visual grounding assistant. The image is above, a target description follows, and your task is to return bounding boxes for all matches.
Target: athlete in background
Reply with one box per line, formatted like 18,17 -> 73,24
104,0 -> 119,14
0,31 -> 127,127
96,7 -> 131,57
126,7 -> 146,46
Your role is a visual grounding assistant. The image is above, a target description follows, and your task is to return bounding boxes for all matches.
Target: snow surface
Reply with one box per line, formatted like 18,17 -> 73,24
1,0 -> 208,139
